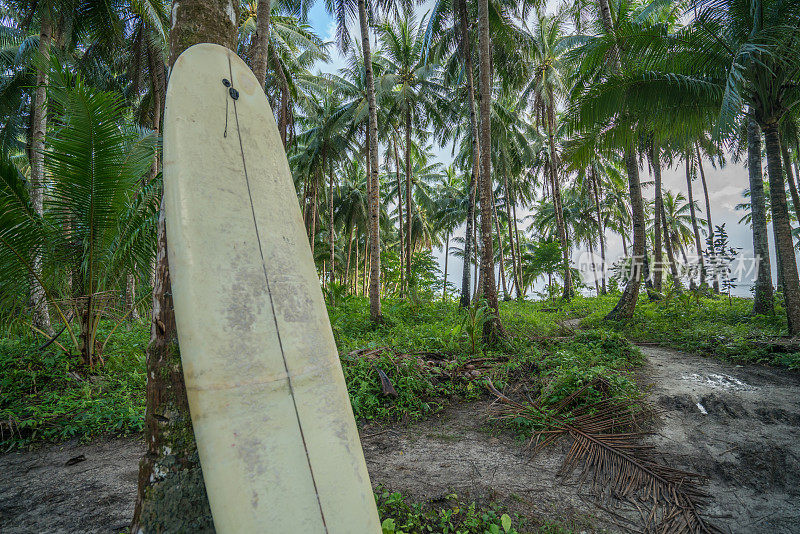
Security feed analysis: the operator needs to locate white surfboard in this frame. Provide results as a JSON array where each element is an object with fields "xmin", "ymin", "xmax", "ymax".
[{"xmin": 163, "ymin": 43, "xmax": 381, "ymax": 533}]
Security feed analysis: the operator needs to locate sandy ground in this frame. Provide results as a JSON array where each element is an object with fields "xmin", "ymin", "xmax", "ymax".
[{"xmin": 1, "ymin": 346, "xmax": 799, "ymax": 533}]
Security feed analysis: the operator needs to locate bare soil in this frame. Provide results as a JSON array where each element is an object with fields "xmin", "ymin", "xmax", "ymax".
[{"xmin": 1, "ymin": 346, "xmax": 799, "ymax": 533}]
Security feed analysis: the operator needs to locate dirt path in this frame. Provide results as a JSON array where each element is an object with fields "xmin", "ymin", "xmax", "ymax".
[
  {"xmin": 639, "ymin": 345, "xmax": 800, "ymax": 533},
  {"xmin": 2, "ymin": 346, "xmax": 799, "ymax": 533}
]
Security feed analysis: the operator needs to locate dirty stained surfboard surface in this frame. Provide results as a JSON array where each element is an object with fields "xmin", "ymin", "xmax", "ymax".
[{"xmin": 163, "ymin": 43, "xmax": 381, "ymax": 533}]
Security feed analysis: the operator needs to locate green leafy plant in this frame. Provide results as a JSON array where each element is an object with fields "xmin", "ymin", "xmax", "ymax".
[
  {"xmin": 460, "ymin": 299, "xmax": 490, "ymax": 355},
  {"xmin": 0, "ymin": 65, "xmax": 157, "ymax": 368}
]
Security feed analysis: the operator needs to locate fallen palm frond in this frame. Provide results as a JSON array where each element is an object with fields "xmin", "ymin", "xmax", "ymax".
[
  {"xmin": 346, "ymin": 346, "xmax": 506, "ymax": 380},
  {"xmin": 487, "ymin": 378, "xmax": 721, "ymax": 534}
]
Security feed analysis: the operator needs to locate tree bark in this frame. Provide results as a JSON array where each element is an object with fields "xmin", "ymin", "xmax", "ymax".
[
  {"xmin": 748, "ymin": 119, "xmax": 774, "ymax": 315},
  {"xmin": 328, "ymin": 157, "xmax": 335, "ymax": 296},
  {"xmin": 651, "ymin": 146, "xmax": 663, "ymax": 292},
  {"xmin": 660, "ymin": 201, "xmax": 682, "ymax": 293},
  {"xmin": 605, "ymin": 149, "xmax": 645, "ymax": 320},
  {"xmin": 29, "ymin": 16, "xmax": 53, "ymax": 336},
  {"xmin": 131, "ymin": 2, "xmax": 238, "ymax": 531},
  {"xmin": 392, "ymin": 138, "xmax": 404, "ymax": 296},
  {"xmin": 502, "ymin": 173, "xmax": 521, "ymax": 299},
  {"xmin": 477, "ymin": 0, "xmax": 503, "ymax": 340},
  {"xmin": 589, "ymin": 165, "xmax": 606, "ymax": 294},
  {"xmin": 695, "ymin": 144, "xmax": 717, "ymax": 291},
  {"xmin": 781, "ymin": 138, "xmax": 800, "ymax": 225},
  {"xmin": 405, "ymin": 109, "xmax": 413, "ymax": 289},
  {"xmin": 763, "ymin": 123, "xmax": 800, "ymax": 335},
  {"xmin": 458, "ymin": 0, "xmax": 479, "ymax": 309},
  {"xmin": 252, "ymin": 0, "xmax": 271, "ymax": 85},
  {"xmin": 545, "ymin": 101, "xmax": 572, "ymax": 300},
  {"xmin": 442, "ymin": 233, "xmax": 450, "ymax": 301},
  {"xmin": 358, "ymin": 0, "xmax": 382, "ymax": 322},
  {"xmin": 270, "ymin": 44, "xmax": 290, "ymax": 147},
  {"xmin": 492, "ymin": 189, "xmax": 508, "ymax": 299},
  {"xmin": 684, "ymin": 154, "xmax": 706, "ymax": 287}
]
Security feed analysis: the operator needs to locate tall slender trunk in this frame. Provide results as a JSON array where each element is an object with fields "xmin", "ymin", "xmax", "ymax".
[
  {"xmin": 590, "ymin": 164, "xmax": 607, "ymax": 294},
  {"xmin": 512, "ymin": 200, "xmax": 523, "ymax": 296},
  {"xmin": 606, "ymin": 149, "xmax": 646, "ymax": 319},
  {"xmin": 393, "ymin": 139, "xmax": 404, "ymax": 296},
  {"xmin": 492, "ymin": 190, "xmax": 508, "ymax": 299},
  {"xmin": 362, "ymin": 236, "xmax": 369, "ymax": 297},
  {"xmin": 405, "ymin": 109, "xmax": 413, "ymax": 288},
  {"xmin": 310, "ymin": 174, "xmax": 318, "ymax": 256},
  {"xmin": 29, "ymin": 16, "xmax": 53, "ymax": 335},
  {"xmin": 477, "ymin": 0, "xmax": 502, "ymax": 339},
  {"xmin": 763, "ymin": 123, "xmax": 800, "ymax": 335},
  {"xmin": 502, "ymin": 173, "xmax": 520, "ymax": 299},
  {"xmin": 651, "ymin": 146, "xmax": 663, "ymax": 292},
  {"xmin": 328, "ymin": 157, "xmax": 335, "ymax": 296},
  {"xmin": 442, "ymin": 233, "xmax": 450, "ymax": 301},
  {"xmin": 621, "ymin": 231, "xmax": 628, "ymax": 257},
  {"xmin": 132, "ymin": 1, "xmax": 238, "ymax": 529},
  {"xmin": 546, "ymin": 104, "xmax": 571, "ymax": 300},
  {"xmin": 252, "ymin": 0, "xmax": 271, "ymax": 85},
  {"xmin": 345, "ymin": 226, "xmax": 353, "ymax": 292},
  {"xmin": 458, "ymin": 0, "xmax": 479, "ymax": 308},
  {"xmin": 597, "ymin": 0, "xmax": 646, "ymax": 318},
  {"xmin": 270, "ymin": 44, "xmax": 290, "ymax": 147},
  {"xmin": 588, "ymin": 239, "xmax": 600, "ymax": 294},
  {"xmin": 660, "ymin": 202, "xmax": 682, "ymax": 293},
  {"xmin": 685, "ymin": 154, "xmax": 706, "ymax": 287},
  {"xmin": 781, "ymin": 139, "xmax": 800, "ymax": 224},
  {"xmin": 748, "ymin": 119, "xmax": 774, "ymax": 315},
  {"xmin": 358, "ymin": 0, "xmax": 382, "ymax": 321},
  {"xmin": 695, "ymin": 144, "xmax": 717, "ymax": 291}
]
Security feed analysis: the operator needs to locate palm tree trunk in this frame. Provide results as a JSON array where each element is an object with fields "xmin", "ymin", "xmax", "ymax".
[
  {"xmin": 651, "ymin": 147, "xmax": 664, "ymax": 292},
  {"xmin": 442, "ymin": 232, "xmax": 450, "ymax": 301},
  {"xmin": 588, "ymin": 238, "xmax": 600, "ymax": 295},
  {"xmin": 590, "ymin": 164, "xmax": 607, "ymax": 294},
  {"xmin": 405, "ymin": 109, "xmax": 413, "ymax": 289},
  {"xmin": 132, "ymin": 1, "xmax": 239, "ymax": 529},
  {"xmin": 29, "ymin": 16, "xmax": 53, "ymax": 336},
  {"xmin": 685, "ymin": 154, "xmax": 705, "ymax": 287},
  {"xmin": 393, "ymin": 138, "xmax": 404, "ymax": 296},
  {"xmin": 345, "ymin": 226, "xmax": 353, "ymax": 292},
  {"xmin": 269, "ymin": 44, "xmax": 291, "ymax": 147},
  {"xmin": 492, "ymin": 190, "xmax": 508, "ymax": 299},
  {"xmin": 252, "ymin": 0, "xmax": 271, "ymax": 85},
  {"xmin": 362, "ymin": 235, "xmax": 368, "ymax": 297},
  {"xmin": 477, "ymin": 0, "xmax": 502, "ymax": 339},
  {"xmin": 546, "ymin": 106, "xmax": 572, "ymax": 300},
  {"xmin": 458, "ymin": 0, "xmax": 479, "ymax": 309},
  {"xmin": 747, "ymin": 119, "xmax": 773, "ymax": 315},
  {"xmin": 358, "ymin": 0, "xmax": 382, "ymax": 322},
  {"xmin": 503, "ymin": 173, "xmax": 520, "ymax": 299},
  {"xmin": 781, "ymin": 138, "xmax": 800, "ymax": 224},
  {"xmin": 695, "ymin": 144, "xmax": 717, "ymax": 291},
  {"xmin": 606, "ymin": 149, "xmax": 645, "ymax": 320},
  {"xmin": 328, "ymin": 157, "xmax": 335, "ymax": 297},
  {"xmin": 763, "ymin": 123, "xmax": 800, "ymax": 335},
  {"xmin": 660, "ymin": 202, "xmax": 682, "ymax": 293},
  {"xmin": 512, "ymin": 200, "xmax": 523, "ymax": 296},
  {"xmin": 310, "ymin": 174, "xmax": 318, "ymax": 256}
]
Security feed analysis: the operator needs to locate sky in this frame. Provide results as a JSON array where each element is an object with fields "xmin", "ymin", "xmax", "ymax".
[{"xmin": 302, "ymin": 3, "xmax": 786, "ymax": 299}]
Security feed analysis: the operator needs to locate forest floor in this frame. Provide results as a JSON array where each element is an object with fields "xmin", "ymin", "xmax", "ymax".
[{"xmin": 2, "ymin": 345, "xmax": 799, "ymax": 533}]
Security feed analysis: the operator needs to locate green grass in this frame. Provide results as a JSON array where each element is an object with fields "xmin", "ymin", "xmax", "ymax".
[
  {"xmin": 0, "ymin": 323, "xmax": 147, "ymax": 450},
  {"xmin": 3, "ymin": 292, "xmax": 796, "ymax": 450},
  {"xmin": 376, "ymin": 489, "xmax": 524, "ymax": 534}
]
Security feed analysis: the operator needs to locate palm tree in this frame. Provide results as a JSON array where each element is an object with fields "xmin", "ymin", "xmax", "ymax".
[
  {"xmin": 324, "ymin": 0, "xmax": 396, "ymax": 322},
  {"xmin": 747, "ymin": 117, "xmax": 774, "ymax": 314},
  {"xmin": 520, "ymin": 11, "xmax": 573, "ymax": 299},
  {"xmin": 133, "ymin": 1, "xmax": 239, "ymax": 529},
  {"xmin": 378, "ymin": 11, "xmax": 444, "ymax": 289}
]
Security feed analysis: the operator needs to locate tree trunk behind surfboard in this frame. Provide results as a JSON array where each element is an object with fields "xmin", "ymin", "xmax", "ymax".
[{"xmin": 131, "ymin": 1, "xmax": 238, "ymax": 531}]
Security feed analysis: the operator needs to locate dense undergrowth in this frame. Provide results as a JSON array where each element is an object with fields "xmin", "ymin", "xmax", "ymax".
[{"xmin": 1, "ymin": 292, "xmax": 796, "ymax": 452}]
